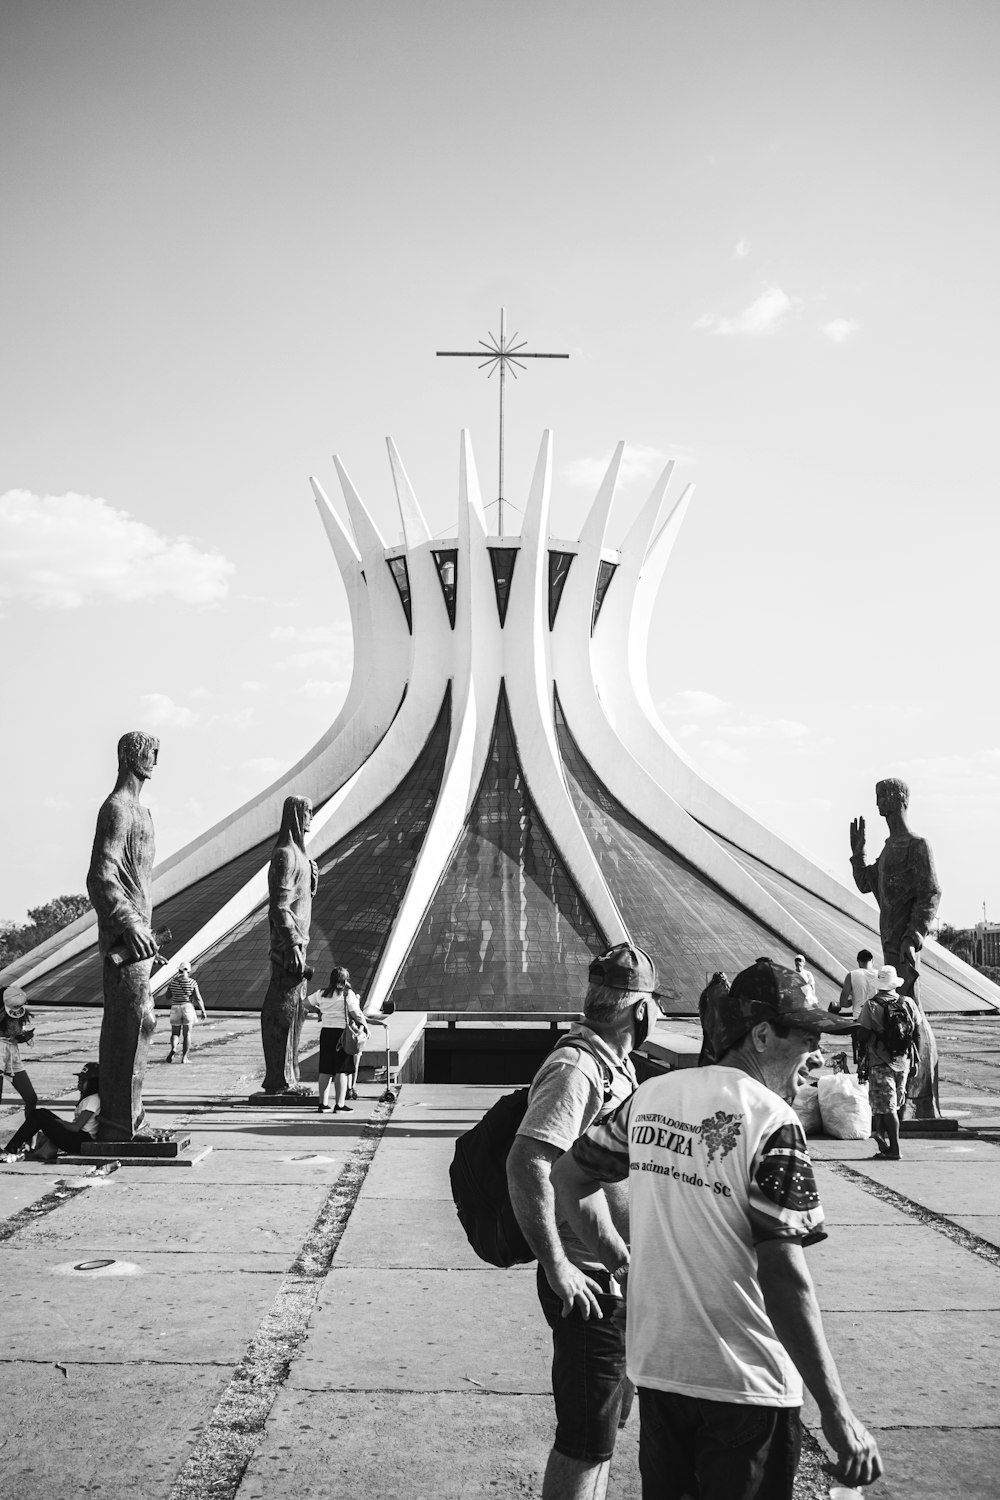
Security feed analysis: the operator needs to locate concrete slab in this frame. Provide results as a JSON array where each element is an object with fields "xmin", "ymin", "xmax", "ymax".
[
  {"xmin": 11, "ymin": 1181, "xmax": 331, "ymax": 1253},
  {"xmin": 358, "ymin": 1138, "xmax": 456, "ymax": 1199},
  {"xmin": 868, "ymin": 1425, "xmax": 1000, "ymax": 1500},
  {"xmin": 290, "ymin": 1268, "xmax": 549, "ymax": 1392},
  {"xmin": 811, "ymin": 1135, "xmax": 1000, "ymax": 1162},
  {"xmin": 812, "ymin": 1168, "xmax": 914, "ymax": 1226},
  {"xmin": 803, "ymin": 1312, "xmax": 1000, "ymax": 1426},
  {"xmin": 334, "ymin": 1197, "xmax": 487, "ymax": 1269},
  {"xmin": 847, "ymin": 1160, "xmax": 998, "ymax": 1215},
  {"xmin": 2, "ymin": 1260, "xmax": 279, "ymax": 1362},
  {"xmin": 0, "ymin": 1362, "xmax": 231, "ymax": 1500},
  {"xmin": 808, "ymin": 1225, "xmax": 1000, "ymax": 1309},
  {"xmin": 0, "ymin": 1242, "xmax": 291, "ymax": 1274},
  {"xmin": 107, "ymin": 1146, "xmax": 353, "ymax": 1185},
  {"xmin": 178, "ymin": 1114, "xmax": 375, "ymax": 1150},
  {"xmin": 953, "ymin": 1215, "xmax": 1000, "ymax": 1248},
  {"xmin": 236, "ymin": 1389, "xmax": 643, "ymax": 1500},
  {"xmin": 0, "ymin": 1173, "xmax": 64, "ymax": 1218}
]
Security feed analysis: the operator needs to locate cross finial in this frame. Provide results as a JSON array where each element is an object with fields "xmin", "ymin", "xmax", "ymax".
[{"xmin": 437, "ymin": 309, "xmax": 568, "ymax": 536}]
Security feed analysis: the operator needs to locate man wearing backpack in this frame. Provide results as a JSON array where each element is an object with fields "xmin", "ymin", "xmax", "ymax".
[
  {"xmin": 507, "ymin": 943, "xmax": 661, "ymax": 1500},
  {"xmin": 856, "ymin": 964, "xmax": 921, "ymax": 1161}
]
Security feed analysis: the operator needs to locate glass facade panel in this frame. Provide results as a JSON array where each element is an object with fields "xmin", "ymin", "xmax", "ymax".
[
  {"xmin": 190, "ymin": 686, "xmax": 452, "ymax": 1008},
  {"xmin": 488, "ymin": 546, "xmax": 518, "ymax": 627},
  {"xmin": 391, "ymin": 683, "xmax": 604, "ymax": 1012},
  {"xmin": 552, "ymin": 690, "xmax": 830, "ymax": 1011},
  {"xmin": 432, "ymin": 549, "xmax": 458, "ymax": 629},
  {"xmin": 592, "ymin": 559, "xmax": 617, "ymax": 633},
  {"xmin": 387, "ymin": 555, "xmax": 412, "ymax": 633},
  {"xmin": 548, "ymin": 551, "xmax": 574, "ymax": 629}
]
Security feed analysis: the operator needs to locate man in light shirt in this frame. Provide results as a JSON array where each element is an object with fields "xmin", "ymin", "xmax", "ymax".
[
  {"xmin": 552, "ymin": 958, "xmax": 879, "ymax": 1500},
  {"xmin": 833, "ymin": 949, "xmax": 881, "ymax": 1064}
]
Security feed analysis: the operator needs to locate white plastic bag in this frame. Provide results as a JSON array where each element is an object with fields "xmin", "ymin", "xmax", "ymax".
[
  {"xmin": 818, "ymin": 1074, "xmax": 872, "ymax": 1140},
  {"xmin": 792, "ymin": 1082, "xmax": 822, "ymax": 1136}
]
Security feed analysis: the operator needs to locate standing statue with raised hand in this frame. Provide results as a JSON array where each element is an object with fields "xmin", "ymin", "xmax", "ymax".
[
  {"xmin": 850, "ymin": 777, "xmax": 942, "ymax": 1120},
  {"xmin": 261, "ymin": 795, "xmax": 320, "ymax": 1093},
  {"xmin": 86, "ymin": 730, "xmax": 160, "ymax": 1142}
]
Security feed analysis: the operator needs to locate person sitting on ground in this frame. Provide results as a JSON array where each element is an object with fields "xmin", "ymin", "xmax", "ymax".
[
  {"xmin": 0, "ymin": 985, "xmax": 38, "ymax": 1118},
  {"xmin": 3, "ymin": 1062, "xmax": 101, "ymax": 1162},
  {"xmin": 165, "ymin": 960, "xmax": 208, "ymax": 1063},
  {"xmin": 856, "ymin": 965, "xmax": 921, "ymax": 1161},
  {"xmin": 316, "ymin": 966, "xmax": 367, "ymax": 1113},
  {"xmin": 832, "ymin": 948, "xmax": 880, "ymax": 1064}
]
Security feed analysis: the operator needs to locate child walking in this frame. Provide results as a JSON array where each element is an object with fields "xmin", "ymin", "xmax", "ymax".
[{"xmin": 165, "ymin": 961, "xmax": 207, "ymax": 1062}]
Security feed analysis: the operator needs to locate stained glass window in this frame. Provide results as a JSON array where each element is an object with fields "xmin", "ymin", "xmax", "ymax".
[
  {"xmin": 488, "ymin": 546, "xmax": 518, "ymax": 627},
  {"xmin": 391, "ymin": 683, "xmax": 604, "ymax": 1012}
]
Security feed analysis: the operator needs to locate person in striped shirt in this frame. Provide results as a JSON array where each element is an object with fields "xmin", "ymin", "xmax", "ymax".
[{"xmin": 165, "ymin": 962, "xmax": 207, "ymax": 1063}]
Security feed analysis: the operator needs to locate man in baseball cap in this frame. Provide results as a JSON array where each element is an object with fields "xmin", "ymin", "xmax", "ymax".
[
  {"xmin": 554, "ymin": 957, "xmax": 881, "ymax": 1497},
  {"xmin": 508, "ymin": 943, "xmax": 661, "ymax": 1500}
]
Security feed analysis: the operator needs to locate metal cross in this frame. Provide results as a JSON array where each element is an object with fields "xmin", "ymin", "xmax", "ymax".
[{"xmin": 437, "ymin": 308, "xmax": 568, "ymax": 536}]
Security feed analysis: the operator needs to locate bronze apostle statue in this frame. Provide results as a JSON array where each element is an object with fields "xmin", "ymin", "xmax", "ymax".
[
  {"xmin": 86, "ymin": 730, "xmax": 160, "ymax": 1141},
  {"xmin": 850, "ymin": 776, "xmax": 942, "ymax": 1120},
  {"xmin": 260, "ymin": 795, "xmax": 320, "ymax": 1093}
]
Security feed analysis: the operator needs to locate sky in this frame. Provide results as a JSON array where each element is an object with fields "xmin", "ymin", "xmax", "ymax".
[{"xmin": 2, "ymin": 0, "xmax": 999, "ymax": 929}]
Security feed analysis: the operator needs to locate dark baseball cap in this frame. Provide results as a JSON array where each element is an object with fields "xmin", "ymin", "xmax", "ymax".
[
  {"xmin": 588, "ymin": 943, "xmax": 658, "ymax": 996},
  {"xmin": 706, "ymin": 958, "xmax": 853, "ymax": 1058}
]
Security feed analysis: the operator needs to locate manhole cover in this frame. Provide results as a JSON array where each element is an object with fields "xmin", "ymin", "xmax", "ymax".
[
  {"xmin": 74, "ymin": 1258, "xmax": 116, "ymax": 1271},
  {"xmin": 52, "ymin": 1258, "xmax": 143, "ymax": 1278}
]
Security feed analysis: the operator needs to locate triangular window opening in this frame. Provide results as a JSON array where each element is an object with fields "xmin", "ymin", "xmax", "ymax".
[
  {"xmin": 548, "ymin": 551, "xmax": 575, "ymax": 630},
  {"xmin": 387, "ymin": 555, "xmax": 412, "ymax": 634},
  {"xmin": 432, "ymin": 549, "xmax": 458, "ymax": 629},
  {"xmin": 488, "ymin": 547, "xmax": 518, "ymax": 627},
  {"xmin": 591, "ymin": 560, "xmax": 618, "ymax": 634}
]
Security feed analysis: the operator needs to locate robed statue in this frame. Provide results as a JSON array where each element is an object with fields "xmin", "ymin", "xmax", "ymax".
[
  {"xmin": 850, "ymin": 777, "xmax": 942, "ymax": 1120},
  {"xmin": 260, "ymin": 795, "xmax": 320, "ymax": 1093},
  {"xmin": 86, "ymin": 730, "xmax": 160, "ymax": 1141}
]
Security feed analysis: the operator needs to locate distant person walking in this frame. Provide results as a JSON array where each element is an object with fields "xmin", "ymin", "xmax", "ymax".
[
  {"xmin": 857, "ymin": 965, "xmax": 921, "ymax": 1161},
  {"xmin": 0, "ymin": 985, "xmax": 38, "ymax": 1116},
  {"xmin": 165, "ymin": 962, "xmax": 207, "ymax": 1063},
  {"xmin": 793, "ymin": 954, "xmax": 815, "ymax": 993},
  {"xmin": 833, "ymin": 949, "xmax": 881, "ymax": 1063},
  {"xmin": 317, "ymin": 967, "xmax": 367, "ymax": 1113}
]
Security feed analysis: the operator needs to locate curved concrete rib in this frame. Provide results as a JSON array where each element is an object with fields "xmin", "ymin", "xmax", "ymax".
[
  {"xmin": 387, "ymin": 437, "xmax": 432, "ymax": 549},
  {"xmin": 505, "ymin": 431, "xmax": 626, "ymax": 944}
]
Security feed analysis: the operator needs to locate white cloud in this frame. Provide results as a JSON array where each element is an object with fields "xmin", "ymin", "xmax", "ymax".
[
  {"xmin": 211, "ymin": 706, "xmax": 256, "ymax": 730},
  {"xmin": 138, "ymin": 693, "xmax": 199, "ymax": 728},
  {"xmin": 282, "ymin": 647, "xmax": 348, "ymax": 672},
  {"xmin": 734, "ymin": 238, "xmax": 750, "ymax": 258},
  {"xmin": 241, "ymin": 680, "xmax": 264, "ymax": 693},
  {"xmin": 562, "ymin": 442, "xmax": 689, "ymax": 491},
  {"xmin": 717, "ymin": 719, "xmax": 809, "ymax": 741},
  {"xmin": 658, "ymin": 690, "xmax": 727, "ymax": 719},
  {"xmin": 241, "ymin": 756, "xmax": 285, "ymax": 783},
  {"xmin": 298, "ymin": 680, "xmax": 344, "ymax": 698},
  {"xmin": 821, "ymin": 318, "xmax": 860, "ymax": 343},
  {"xmin": 699, "ymin": 739, "xmax": 748, "ymax": 764},
  {"xmin": 0, "ymin": 490, "xmax": 233, "ymax": 609},
  {"xmin": 695, "ymin": 286, "xmax": 797, "ymax": 337}
]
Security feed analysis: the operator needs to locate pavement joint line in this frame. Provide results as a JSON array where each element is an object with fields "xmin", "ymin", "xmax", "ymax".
[
  {"xmin": 830, "ymin": 1161, "xmax": 1000, "ymax": 1269},
  {"xmin": 166, "ymin": 1092, "xmax": 397, "ymax": 1500}
]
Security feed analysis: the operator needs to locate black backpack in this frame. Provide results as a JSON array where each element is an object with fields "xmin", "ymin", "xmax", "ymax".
[
  {"xmin": 448, "ymin": 1036, "xmax": 614, "ymax": 1269},
  {"xmin": 880, "ymin": 994, "xmax": 918, "ymax": 1058}
]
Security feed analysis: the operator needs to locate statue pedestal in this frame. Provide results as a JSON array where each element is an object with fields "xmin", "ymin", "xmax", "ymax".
[
  {"xmin": 247, "ymin": 1090, "xmax": 316, "ymax": 1107},
  {"xmin": 56, "ymin": 1134, "xmax": 212, "ymax": 1167}
]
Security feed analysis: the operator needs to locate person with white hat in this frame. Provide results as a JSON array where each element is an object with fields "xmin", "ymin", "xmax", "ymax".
[
  {"xmin": 164, "ymin": 961, "xmax": 207, "ymax": 1063},
  {"xmin": 0, "ymin": 985, "xmax": 38, "ymax": 1117},
  {"xmin": 856, "ymin": 966, "xmax": 922, "ymax": 1161}
]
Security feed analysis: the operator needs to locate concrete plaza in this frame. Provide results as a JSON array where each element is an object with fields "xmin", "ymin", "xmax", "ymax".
[{"xmin": 1, "ymin": 1008, "xmax": 998, "ymax": 1499}]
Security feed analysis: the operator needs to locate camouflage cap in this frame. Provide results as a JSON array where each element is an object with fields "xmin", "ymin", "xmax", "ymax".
[
  {"xmin": 705, "ymin": 958, "xmax": 854, "ymax": 1059},
  {"xmin": 588, "ymin": 943, "xmax": 658, "ymax": 996}
]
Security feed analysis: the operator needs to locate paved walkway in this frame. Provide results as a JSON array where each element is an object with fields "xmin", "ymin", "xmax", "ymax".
[{"xmin": 0, "ymin": 1009, "xmax": 998, "ymax": 1498}]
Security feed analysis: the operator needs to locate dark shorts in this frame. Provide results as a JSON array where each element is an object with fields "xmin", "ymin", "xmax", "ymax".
[
  {"xmin": 318, "ymin": 1026, "xmax": 354, "ymax": 1075},
  {"xmin": 536, "ymin": 1264, "xmax": 633, "ymax": 1464},
  {"xmin": 638, "ymin": 1388, "xmax": 801, "ymax": 1500}
]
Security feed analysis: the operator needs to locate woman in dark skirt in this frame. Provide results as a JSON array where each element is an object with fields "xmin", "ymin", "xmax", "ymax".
[{"xmin": 316, "ymin": 967, "xmax": 367, "ymax": 1113}]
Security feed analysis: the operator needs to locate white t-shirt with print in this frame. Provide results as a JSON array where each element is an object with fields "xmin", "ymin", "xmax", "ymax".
[
  {"xmin": 75, "ymin": 1093, "xmax": 101, "ymax": 1139},
  {"xmin": 571, "ymin": 1066, "xmax": 826, "ymax": 1406}
]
